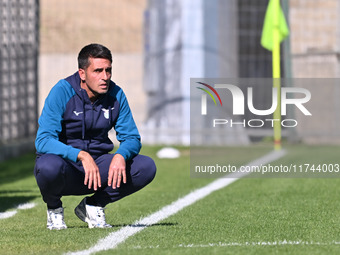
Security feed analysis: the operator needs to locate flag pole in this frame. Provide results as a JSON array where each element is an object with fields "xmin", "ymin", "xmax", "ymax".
[
  {"xmin": 261, "ymin": 0, "xmax": 289, "ymax": 150},
  {"xmin": 272, "ymin": 0, "xmax": 282, "ymax": 150}
]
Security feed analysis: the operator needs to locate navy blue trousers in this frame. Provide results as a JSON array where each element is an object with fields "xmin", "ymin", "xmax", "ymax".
[{"xmin": 34, "ymin": 153, "xmax": 156, "ymax": 209}]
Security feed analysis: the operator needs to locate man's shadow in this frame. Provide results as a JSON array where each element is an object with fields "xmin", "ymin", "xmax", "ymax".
[{"xmin": 69, "ymin": 222, "xmax": 178, "ymax": 229}]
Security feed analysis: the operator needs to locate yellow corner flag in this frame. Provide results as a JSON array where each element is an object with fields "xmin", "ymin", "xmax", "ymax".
[
  {"xmin": 261, "ymin": 0, "xmax": 289, "ymax": 51},
  {"xmin": 261, "ymin": 0, "xmax": 289, "ymax": 150}
]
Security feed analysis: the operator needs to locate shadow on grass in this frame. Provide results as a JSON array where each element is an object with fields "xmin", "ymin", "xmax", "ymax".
[
  {"xmin": 0, "ymin": 152, "xmax": 36, "ymax": 185},
  {"xmin": 67, "ymin": 222, "xmax": 178, "ymax": 229},
  {"xmin": 0, "ymin": 195, "xmax": 38, "ymax": 212},
  {"xmin": 128, "ymin": 222, "xmax": 178, "ymax": 228},
  {"xmin": 0, "ymin": 152, "xmax": 39, "ymax": 212}
]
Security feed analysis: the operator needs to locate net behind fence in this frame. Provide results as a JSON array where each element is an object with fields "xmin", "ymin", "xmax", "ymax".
[{"xmin": 0, "ymin": 0, "xmax": 39, "ymax": 158}]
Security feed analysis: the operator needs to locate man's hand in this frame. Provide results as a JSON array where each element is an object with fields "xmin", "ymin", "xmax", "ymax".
[
  {"xmin": 77, "ymin": 151, "xmax": 101, "ymax": 190},
  {"xmin": 108, "ymin": 154, "xmax": 126, "ymax": 189}
]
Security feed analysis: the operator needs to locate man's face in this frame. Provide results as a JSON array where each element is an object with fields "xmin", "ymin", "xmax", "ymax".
[{"xmin": 79, "ymin": 57, "xmax": 112, "ymax": 100}]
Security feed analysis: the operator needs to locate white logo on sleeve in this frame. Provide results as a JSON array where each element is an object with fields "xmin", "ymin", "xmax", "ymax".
[{"xmin": 73, "ymin": 111, "xmax": 83, "ymax": 116}]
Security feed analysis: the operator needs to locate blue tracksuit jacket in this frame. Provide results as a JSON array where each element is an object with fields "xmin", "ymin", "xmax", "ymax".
[{"xmin": 35, "ymin": 72, "xmax": 141, "ymax": 162}]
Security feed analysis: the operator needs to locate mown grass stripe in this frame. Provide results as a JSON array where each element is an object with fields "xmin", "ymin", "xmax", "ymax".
[
  {"xmin": 133, "ymin": 240, "xmax": 340, "ymax": 249},
  {"xmin": 66, "ymin": 149, "xmax": 286, "ymax": 255}
]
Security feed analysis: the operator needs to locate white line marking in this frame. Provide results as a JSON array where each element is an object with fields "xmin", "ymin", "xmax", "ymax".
[
  {"xmin": 133, "ymin": 240, "xmax": 340, "ymax": 249},
  {"xmin": 66, "ymin": 150, "xmax": 286, "ymax": 255},
  {"xmin": 17, "ymin": 202, "xmax": 36, "ymax": 210},
  {"xmin": 0, "ymin": 211, "xmax": 18, "ymax": 219},
  {"xmin": 0, "ymin": 202, "xmax": 36, "ymax": 220}
]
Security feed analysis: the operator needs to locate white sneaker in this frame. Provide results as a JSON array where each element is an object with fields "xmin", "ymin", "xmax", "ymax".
[
  {"xmin": 47, "ymin": 207, "xmax": 67, "ymax": 230},
  {"xmin": 74, "ymin": 197, "xmax": 112, "ymax": 228}
]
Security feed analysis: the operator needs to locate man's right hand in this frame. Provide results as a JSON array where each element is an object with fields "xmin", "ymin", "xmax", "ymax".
[{"xmin": 77, "ymin": 151, "xmax": 101, "ymax": 191}]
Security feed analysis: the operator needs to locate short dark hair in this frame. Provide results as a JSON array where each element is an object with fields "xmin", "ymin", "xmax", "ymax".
[{"xmin": 78, "ymin": 43, "xmax": 112, "ymax": 69}]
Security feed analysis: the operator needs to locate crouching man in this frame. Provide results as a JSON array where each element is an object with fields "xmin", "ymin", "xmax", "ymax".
[{"xmin": 34, "ymin": 43, "xmax": 156, "ymax": 230}]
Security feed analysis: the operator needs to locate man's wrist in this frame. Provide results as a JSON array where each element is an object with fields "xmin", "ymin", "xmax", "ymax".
[
  {"xmin": 113, "ymin": 153, "xmax": 125, "ymax": 161},
  {"xmin": 77, "ymin": 151, "xmax": 89, "ymax": 161}
]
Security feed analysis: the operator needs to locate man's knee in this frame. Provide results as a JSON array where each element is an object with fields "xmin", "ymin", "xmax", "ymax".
[
  {"xmin": 142, "ymin": 156, "xmax": 157, "ymax": 182},
  {"xmin": 130, "ymin": 155, "xmax": 156, "ymax": 187},
  {"xmin": 34, "ymin": 154, "xmax": 66, "ymax": 184}
]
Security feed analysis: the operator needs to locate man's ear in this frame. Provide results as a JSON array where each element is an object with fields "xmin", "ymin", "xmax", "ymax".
[{"xmin": 78, "ymin": 69, "xmax": 86, "ymax": 82}]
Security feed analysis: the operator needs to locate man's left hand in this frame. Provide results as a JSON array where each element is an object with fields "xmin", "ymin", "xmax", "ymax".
[{"xmin": 108, "ymin": 154, "xmax": 126, "ymax": 189}]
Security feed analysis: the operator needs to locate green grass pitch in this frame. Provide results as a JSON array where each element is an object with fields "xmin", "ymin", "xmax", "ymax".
[{"xmin": 0, "ymin": 144, "xmax": 339, "ymax": 255}]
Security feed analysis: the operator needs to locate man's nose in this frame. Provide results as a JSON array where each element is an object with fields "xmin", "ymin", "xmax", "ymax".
[{"xmin": 102, "ymin": 70, "xmax": 109, "ymax": 80}]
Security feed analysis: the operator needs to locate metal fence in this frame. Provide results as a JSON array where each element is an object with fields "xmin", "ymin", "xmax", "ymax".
[{"xmin": 0, "ymin": 0, "xmax": 39, "ymax": 159}]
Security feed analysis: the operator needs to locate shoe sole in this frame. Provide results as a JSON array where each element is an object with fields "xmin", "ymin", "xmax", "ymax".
[{"xmin": 47, "ymin": 225, "xmax": 67, "ymax": 230}]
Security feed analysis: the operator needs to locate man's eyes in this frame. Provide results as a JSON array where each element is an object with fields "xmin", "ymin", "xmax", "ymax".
[{"xmin": 94, "ymin": 68, "xmax": 111, "ymax": 73}]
